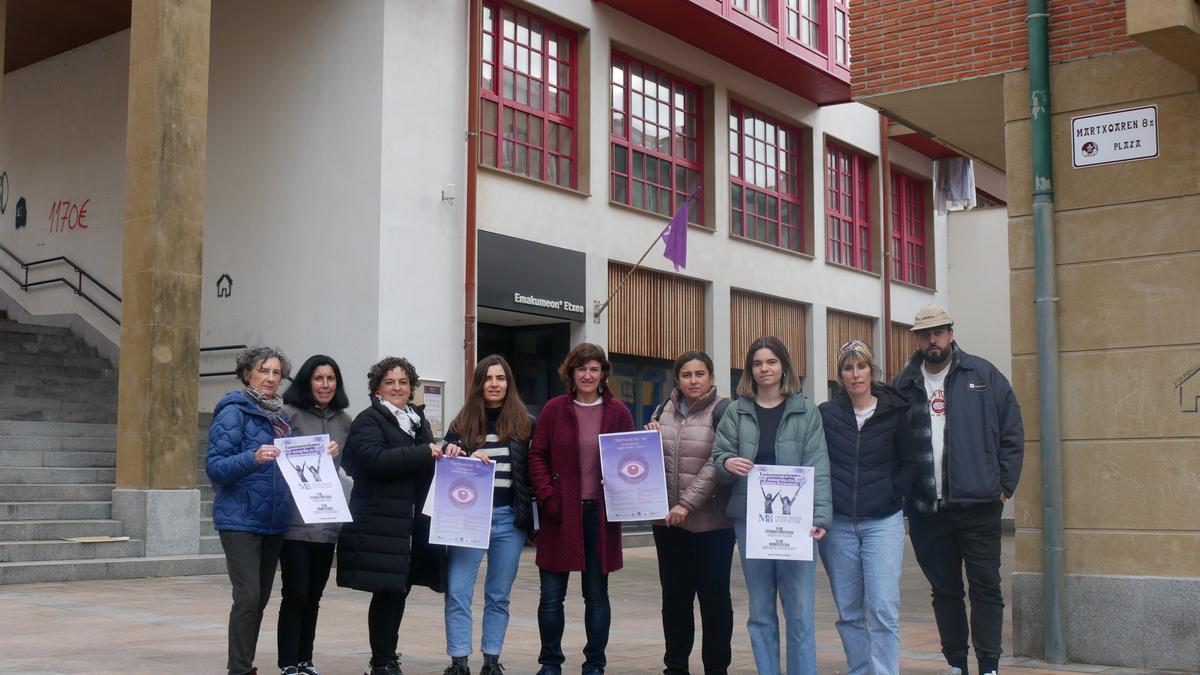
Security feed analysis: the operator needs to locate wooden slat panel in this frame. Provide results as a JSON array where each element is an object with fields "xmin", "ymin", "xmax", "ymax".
[
  {"xmin": 889, "ymin": 321, "xmax": 919, "ymax": 380},
  {"xmin": 826, "ymin": 310, "xmax": 876, "ymax": 378},
  {"xmin": 607, "ymin": 263, "xmax": 705, "ymax": 361},
  {"xmin": 729, "ymin": 290, "xmax": 807, "ymax": 376}
]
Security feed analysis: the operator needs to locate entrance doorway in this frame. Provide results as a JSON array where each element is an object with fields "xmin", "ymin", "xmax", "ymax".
[{"xmin": 478, "ymin": 309, "xmax": 571, "ymax": 416}]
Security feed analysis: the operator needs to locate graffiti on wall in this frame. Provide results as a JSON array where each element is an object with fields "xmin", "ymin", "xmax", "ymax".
[
  {"xmin": 48, "ymin": 199, "xmax": 90, "ymax": 233},
  {"xmin": 15, "ymin": 198, "xmax": 27, "ymax": 230},
  {"xmin": 0, "ymin": 172, "xmax": 8, "ymax": 214}
]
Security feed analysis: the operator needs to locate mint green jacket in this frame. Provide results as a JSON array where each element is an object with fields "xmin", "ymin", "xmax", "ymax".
[{"xmin": 711, "ymin": 392, "xmax": 832, "ymax": 529}]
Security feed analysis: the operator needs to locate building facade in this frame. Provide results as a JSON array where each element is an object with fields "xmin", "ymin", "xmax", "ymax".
[{"xmin": 853, "ymin": 0, "xmax": 1200, "ymax": 670}]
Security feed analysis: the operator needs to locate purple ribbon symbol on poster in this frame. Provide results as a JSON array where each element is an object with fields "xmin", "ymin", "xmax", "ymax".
[
  {"xmin": 429, "ymin": 456, "xmax": 496, "ymax": 549},
  {"xmin": 599, "ymin": 430, "xmax": 668, "ymax": 522}
]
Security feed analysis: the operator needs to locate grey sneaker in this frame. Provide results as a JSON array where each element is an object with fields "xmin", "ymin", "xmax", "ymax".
[
  {"xmin": 298, "ymin": 663, "xmax": 321, "ymax": 675},
  {"xmin": 941, "ymin": 669, "xmax": 964, "ymax": 675},
  {"xmin": 280, "ymin": 668, "xmax": 301, "ymax": 675}
]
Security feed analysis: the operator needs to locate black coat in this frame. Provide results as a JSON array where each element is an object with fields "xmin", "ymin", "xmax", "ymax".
[
  {"xmin": 891, "ymin": 345, "xmax": 1024, "ymax": 512},
  {"xmin": 336, "ymin": 399, "xmax": 447, "ymax": 594},
  {"xmin": 819, "ymin": 384, "xmax": 918, "ymax": 519}
]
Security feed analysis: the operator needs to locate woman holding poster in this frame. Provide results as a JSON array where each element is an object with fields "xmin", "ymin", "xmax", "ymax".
[
  {"xmin": 712, "ymin": 336, "xmax": 832, "ymax": 675},
  {"xmin": 528, "ymin": 343, "xmax": 634, "ymax": 675},
  {"xmin": 437, "ymin": 355, "xmax": 535, "ymax": 675},
  {"xmin": 644, "ymin": 350, "xmax": 735, "ymax": 675},
  {"xmin": 276, "ymin": 354, "xmax": 352, "ymax": 675},
  {"xmin": 817, "ymin": 341, "xmax": 916, "ymax": 675},
  {"xmin": 336, "ymin": 356, "xmax": 446, "ymax": 675},
  {"xmin": 205, "ymin": 347, "xmax": 293, "ymax": 675}
]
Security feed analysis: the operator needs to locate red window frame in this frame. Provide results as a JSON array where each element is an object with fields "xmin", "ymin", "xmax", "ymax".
[
  {"xmin": 479, "ymin": 1, "xmax": 577, "ymax": 188},
  {"xmin": 832, "ymin": 0, "xmax": 849, "ymax": 65},
  {"xmin": 609, "ymin": 53, "xmax": 704, "ymax": 224},
  {"xmin": 891, "ymin": 171, "xmax": 927, "ymax": 286},
  {"xmin": 785, "ymin": 0, "xmax": 821, "ymax": 51},
  {"xmin": 729, "ymin": 102, "xmax": 804, "ymax": 253},
  {"xmin": 825, "ymin": 142, "xmax": 871, "ymax": 271},
  {"xmin": 732, "ymin": 0, "xmax": 775, "ymax": 26}
]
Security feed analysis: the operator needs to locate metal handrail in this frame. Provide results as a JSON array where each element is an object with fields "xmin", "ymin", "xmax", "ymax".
[
  {"xmin": 0, "ymin": 241, "xmax": 122, "ymax": 325},
  {"xmin": 199, "ymin": 344, "xmax": 247, "ymax": 378}
]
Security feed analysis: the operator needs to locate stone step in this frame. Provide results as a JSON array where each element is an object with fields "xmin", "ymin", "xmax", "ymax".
[
  {"xmin": 0, "ymin": 396, "xmax": 117, "ymax": 415},
  {"xmin": 0, "ymin": 421, "xmax": 116, "ymax": 438},
  {"xmin": 200, "ymin": 517, "xmax": 214, "ymax": 535},
  {"xmin": 0, "ymin": 518, "xmax": 125, "ymax": 540},
  {"xmin": 200, "ymin": 535, "xmax": 222, "ymax": 555},
  {"xmin": 0, "ymin": 553, "xmax": 227, "ymax": 585},
  {"xmin": 0, "ymin": 467, "xmax": 116, "ymax": 484},
  {"xmin": 0, "ymin": 537, "xmax": 145, "ymax": 562},
  {"xmin": 0, "ymin": 336, "xmax": 87, "ymax": 355},
  {"xmin": 0, "ymin": 351, "xmax": 113, "ymax": 369},
  {"xmin": 1, "ymin": 450, "xmax": 115, "ymax": 468},
  {"xmin": 0, "ymin": 372, "xmax": 118, "ymax": 390},
  {"xmin": 0, "ymin": 321, "xmax": 74, "ymax": 337},
  {"xmin": 0, "ymin": 381, "xmax": 119, "ymax": 399},
  {"xmin": 201, "ymin": 500, "xmax": 212, "ymax": 517},
  {"xmin": 0, "ymin": 408, "xmax": 117, "ymax": 424},
  {"xmin": 0, "ymin": 483, "xmax": 114, "ymax": 502},
  {"xmin": 0, "ymin": 363, "xmax": 115, "ymax": 379},
  {"xmin": 0, "ymin": 501, "xmax": 112, "ymax": 520},
  {"xmin": 0, "ymin": 434, "xmax": 116, "ymax": 452}
]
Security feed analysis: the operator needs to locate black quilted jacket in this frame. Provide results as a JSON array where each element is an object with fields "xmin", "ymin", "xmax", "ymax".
[{"xmin": 818, "ymin": 384, "xmax": 917, "ymax": 519}]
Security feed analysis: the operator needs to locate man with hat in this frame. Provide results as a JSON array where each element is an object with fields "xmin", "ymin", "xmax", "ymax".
[{"xmin": 892, "ymin": 305, "xmax": 1024, "ymax": 675}]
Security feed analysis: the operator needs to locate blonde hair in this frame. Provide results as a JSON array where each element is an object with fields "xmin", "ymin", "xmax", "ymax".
[
  {"xmin": 736, "ymin": 336, "xmax": 803, "ymax": 398},
  {"xmin": 836, "ymin": 340, "xmax": 882, "ymax": 383}
]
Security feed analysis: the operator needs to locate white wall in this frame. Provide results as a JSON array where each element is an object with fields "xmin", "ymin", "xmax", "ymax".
[
  {"xmin": 377, "ymin": 0, "xmax": 470, "ymax": 420},
  {"xmin": 947, "ymin": 206, "xmax": 1011, "ymax": 379},
  {"xmin": 201, "ymin": 0, "xmax": 387, "ymax": 412},
  {"xmin": 0, "ymin": 32, "xmax": 129, "ymax": 346}
]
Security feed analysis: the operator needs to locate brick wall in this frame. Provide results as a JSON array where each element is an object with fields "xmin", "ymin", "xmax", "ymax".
[{"xmin": 852, "ymin": 0, "xmax": 1141, "ymax": 98}]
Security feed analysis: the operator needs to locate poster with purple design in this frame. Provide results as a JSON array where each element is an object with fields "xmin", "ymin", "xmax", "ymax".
[
  {"xmin": 745, "ymin": 465, "xmax": 814, "ymax": 561},
  {"xmin": 429, "ymin": 457, "xmax": 496, "ymax": 549},
  {"xmin": 598, "ymin": 430, "xmax": 668, "ymax": 522}
]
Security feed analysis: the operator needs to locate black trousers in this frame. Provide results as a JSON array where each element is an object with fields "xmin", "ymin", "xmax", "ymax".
[
  {"xmin": 219, "ymin": 530, "xmax": 284, "ymax": 675},
  {"xmin": 537, "ymin": 501, "xmax": 610, "ymax": 675},
  {"xmin": 652, "ymin": 525, "xmax": 736, "ymax": 675},
  {"xmin": 276, "ymin": 539, "xmax": 336, "ymax": 668},
  {"xmin": 368, "ymin": 589, "xmax": 409, "ymax": 664},
  {"xmin": 908, "ymin": 501, "xmax": 1005, "ymax": 663}
]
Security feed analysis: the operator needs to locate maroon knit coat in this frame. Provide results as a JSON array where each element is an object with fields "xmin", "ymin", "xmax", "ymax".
[{"xmin": 528, "ymin": 389, "xmax": 634, "ymax": 573}]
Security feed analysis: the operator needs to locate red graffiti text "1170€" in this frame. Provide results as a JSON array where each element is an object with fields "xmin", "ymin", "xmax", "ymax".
[{"xmin": 49, "ymin": 199, "xmax": 90, "ymax": 233}]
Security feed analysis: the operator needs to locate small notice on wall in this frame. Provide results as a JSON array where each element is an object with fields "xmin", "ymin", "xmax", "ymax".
[{"xmin": 1071, "ymin": 105, "xmax": 1158, "ymax": 168}]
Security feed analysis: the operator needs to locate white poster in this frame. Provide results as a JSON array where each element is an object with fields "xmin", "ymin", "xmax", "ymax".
[
  {"xmin": 275, "ymin": 434, "xmax": 352, "ymax": 523},
  {"xmin": 745, "ymin": 465, "xmax": 814, "ymax": 561}
]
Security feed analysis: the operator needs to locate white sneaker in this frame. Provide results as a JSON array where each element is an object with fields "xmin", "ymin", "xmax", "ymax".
[{"xmin": 941, "ymin": 669, "xmax": 963, "ymax": 675}]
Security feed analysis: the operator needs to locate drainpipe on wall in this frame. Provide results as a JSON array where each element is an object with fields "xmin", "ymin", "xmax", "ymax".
[
  {"xmin": 879, "ymin": 115, "xmax": 893, "ymax": 376},
  {"xmin": 1027, "ymin": 0, "xmax": 1068, "ymax": 664},
  {"xmin": 464, "ymin": 0, "xmax": 482, "ymax": 392}
]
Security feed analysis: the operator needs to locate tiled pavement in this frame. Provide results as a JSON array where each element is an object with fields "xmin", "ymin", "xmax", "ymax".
[{"xmin": 0, "ymin": 533, "xmax": 1176, "ymax": 674}]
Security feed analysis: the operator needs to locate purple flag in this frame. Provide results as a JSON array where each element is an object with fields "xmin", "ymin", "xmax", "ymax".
[{"xmin": 661, "ymin": 200, "xmax": 688, "ymax": 271}]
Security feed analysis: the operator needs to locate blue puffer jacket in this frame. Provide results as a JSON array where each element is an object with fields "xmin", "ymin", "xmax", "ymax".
[{"xmin": 205, "ymin": 390, "xmax": 292, "ymax": 534}]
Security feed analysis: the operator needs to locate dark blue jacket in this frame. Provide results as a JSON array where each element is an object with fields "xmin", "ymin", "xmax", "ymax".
[
  {"xmin": 819, "ymin": 384, "xmax": 917, "ymax": 518},
  {"xmin": 205, "ymin": 391, "xmax": 292, "ymax": 534},
  {"xmin": 891, "ymin": 345, "xmax": 1024, "ymax": 512}
]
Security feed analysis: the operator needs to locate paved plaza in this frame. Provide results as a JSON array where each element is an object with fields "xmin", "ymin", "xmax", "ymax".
[{"xmin": 0, "ymin": 533, "xmax": 1172, "ymax": 674}]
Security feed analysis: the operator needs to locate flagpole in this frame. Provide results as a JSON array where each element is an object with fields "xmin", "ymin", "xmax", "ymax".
[{"xmin": 592, "ymin": 187, "xmax": 701, "ymax": 324}]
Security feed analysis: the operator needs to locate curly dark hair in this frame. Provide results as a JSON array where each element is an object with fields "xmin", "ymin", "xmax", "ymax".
[
  {"xmin": 235, "ymin": 346, "xmax": 291, "ymax": 386},
  {"xmin": 366, "ymin": 356, "xmax": 420, "ymax": 395}
]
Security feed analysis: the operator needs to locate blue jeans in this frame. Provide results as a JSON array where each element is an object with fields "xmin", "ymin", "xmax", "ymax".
[
  {"xmin": 734, "ymin": 522, "xmax": 817, "ymax": 675},
  {"xmin": 537, "ymin": 501, "xmax": 609, "ymax": 675},
  {"xmin": 817, "ymin": 511, "xmax": 905, "ymax": 675},
  {"xmin": 444, "ymin": 505, "xmax": 526, "ymax": 658}
]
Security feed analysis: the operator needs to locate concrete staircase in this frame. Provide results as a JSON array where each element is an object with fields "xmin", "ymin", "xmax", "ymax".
[{"xmin": 0, "ymin": 313, "xmax": 225, "ymax": 584}]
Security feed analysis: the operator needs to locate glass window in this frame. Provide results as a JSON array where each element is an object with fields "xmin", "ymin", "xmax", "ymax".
[
  {"xmin": 729, "ymin": 102, "xmax": 804, "ymax": 253},
  {"xmin": 480, "ymin": 2, "xmax": 577, "ymax": 188}
]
